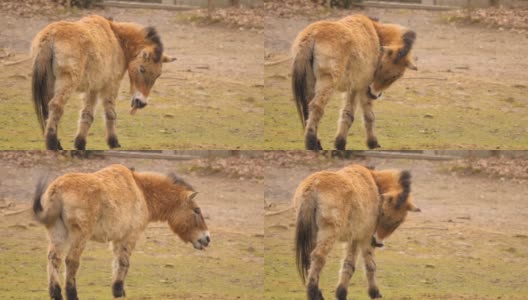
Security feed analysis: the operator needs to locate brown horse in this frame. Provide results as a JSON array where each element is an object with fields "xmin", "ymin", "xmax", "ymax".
[
  {"xmin": 31, "ymin": 15, "xmax": 176, "ymax": 150},
  {"xmin": 292, "ymin": 14, "xmax": 417, "ymax": 150},
  {"xmin": 293, "ymin": 165, "xmax": 420, "ymax": 300},
  {"xmin": 33, "ymin": 164, "xmax": 210, "ymax": 300}
]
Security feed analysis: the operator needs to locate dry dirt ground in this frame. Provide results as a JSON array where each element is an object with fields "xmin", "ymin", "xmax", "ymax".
[
  {"xmin": 0, "ymin": 7, "xmax": 263, "ymax": 150},
  {"xmin": 264, "ymin": 153, "xmax": 528, "ymax": 299},
  {"xmin": 0, "ymin": 152, "xmax": 263, "ymax": 299},
  {"xmin": 264, "ymin": 8, "xmax": 528, "ymax": 149}
]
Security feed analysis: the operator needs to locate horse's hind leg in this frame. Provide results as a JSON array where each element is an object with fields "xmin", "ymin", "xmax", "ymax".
[
  {"xmin": 306, "ymin": 228, "xmax": 336, "ymax": 300},
  {"xmin": 360, "ymin": 96, "xmax": 381, "ymax": 149},
  {"xmin": 362, "ymin": 246, "xmax": 382, "ymax": 299},
  {"xmin": 335, "ymin": 241, "xmax": 359, "ymax": 300},
  {"xmin": 64, "ymin": 230, "xmax": 88, "ymax": 300},
  {"xmin": 305, "ymin": 76, "xmax": 333, "ymax": 150},
  {"xmin": 111, "ymin": 239, "xmax": 136, "ymax": 298},
  {"xmin": 102, "ymin": 94, "xmax": 121, "ymax": 149},
  {"xmin": 334, "ymin": 91, "xmax": 358, "ymax": 150},
  {"xmin": 47, "ymin": 222, "xmax": 68, "ymax": 300},
  {"xmin": 74, "ymin": 91, "xmax": 97, "ymax": 150},
  {"xmin": 45, "ymin": 77, "xmax": 75, "ymax": 150}
]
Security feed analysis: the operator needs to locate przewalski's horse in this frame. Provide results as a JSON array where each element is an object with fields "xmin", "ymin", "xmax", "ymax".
[
  {"xmin": 33, "ymin": 164, "xmax": 210, "ymax": 300},
  {"xmin": 291, "ymin": 14, "xmax": 417, "ymax": 150},
  {"xmin": 293, "ymin": 165, "xmax": 420, "ymax": 300},
  {"xmin": 31, "ymin": 15, "xmax": 176, "ymax": 150}
]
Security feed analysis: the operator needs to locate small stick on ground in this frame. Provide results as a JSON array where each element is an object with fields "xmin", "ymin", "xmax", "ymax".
[{"xmin": 264, "ymin": 57, "xmax": 291, "ymax": 66}]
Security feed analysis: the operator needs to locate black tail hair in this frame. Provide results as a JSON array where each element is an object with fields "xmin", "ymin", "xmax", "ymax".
[
  {"xmin": 33, "ymin": 176, "xmax": 49, "ymax": 214},
  {"xmin": 292, "ymin": 40, "xmax": 315, "ymax": 129},
  {"xmin": 295, "ymin": 193, "xmax": 319, "ymax": 284},
  {"xmin": 32, "ymin": 44, "xmax": 55, "ymax": 133}
]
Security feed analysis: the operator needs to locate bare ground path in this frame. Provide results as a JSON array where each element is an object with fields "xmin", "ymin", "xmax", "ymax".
[
  {"xmin": 264, "ymin": 8, "xmax": 528, "ymax": 149},
  {"xmin": 264, "ymin": 154, "xmax": 528, "ymax": 299},
  {"xmin": 0, "ymin": 7, "xmax": 263, "ymax": 149},
  {"xmin": 0, "ymin": 153, "xmax": 263, "ymax": 299}
]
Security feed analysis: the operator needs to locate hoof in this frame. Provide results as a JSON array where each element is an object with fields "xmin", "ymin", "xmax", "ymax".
[
  {"xmin": 74, "ymin": 136, "xmax": 86, "ymax": 150},
  {"xmin": 49, "ymin": 284, "xmax": 63, "ymax": 300},
  {"xmin": 306, "ymin": 134, "xmax": 323, "ymax": 151},
  {"xmin": 336, "ymin": 285, "xmax": 347, "ymax": 300},
  {"xmin": 65, "ymin": 283, "xmax": 78, "ymax": 300},
  {"xmin": 107, "ymin": 136, "xmax": 121, "ymax": 149},
  {"xmin": 112, "ymin": 280, "xmax": 126, "ymax": 298},
  {"xmin": 368, "ymin": 287, "xmax": 382, "ymax": 299},
  {"xmin": 46, "ymin": 134, "xmax": 63, "ymax": 150},
  {"xmin": 334, "ymin": 136, "xmax": 346, "ymax": 151},
  {"xmin": 307, "ymin": 283, "xmax": 324, "ymax": 300},
  {"xmin": 367, "ymin": 138, "xmax": 381, "ymax": 149}
]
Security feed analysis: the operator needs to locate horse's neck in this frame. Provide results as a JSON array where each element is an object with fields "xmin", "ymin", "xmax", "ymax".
[
  {"xmin": 134, "ymin": 173, "xmax": 179, "ymax": 222},
  {"xmin": 110, "ymin": 21, "xmax": 145, "ymax": 66},
  {"xmin": 373, "ymin": 22, "xmax": 404, "ymax": 47}
]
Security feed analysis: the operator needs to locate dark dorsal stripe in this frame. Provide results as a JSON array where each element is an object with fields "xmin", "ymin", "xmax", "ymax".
[
  {"xmin": 167, "ymin": 173, "xmax": 194, "ymax": 191},
  {"xmin": 144, "ymin": 26, "xmax": 163, "ymax": 63},
  {"xmin": 395, "ymin": 30, "xmax": 416, "ymax": 64},
  {"xmin": 395, "ymin": 170, "xmax": 411, "ymax": 208}
]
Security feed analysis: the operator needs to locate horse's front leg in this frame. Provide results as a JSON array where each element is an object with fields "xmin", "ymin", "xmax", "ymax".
[
  {"xmin": 102, "ymin": 92, "xmax": 121, "ymax": 149},
  {"xmin": 74, "ymin": 91, "xmax": 97, "ymax": 150},
  {"xmin": 64, "ymin": 230, "xmax": 88, "ymax": 300},
  {"xmin": 360, "ymin": 96, "xmax": 381, "ymax": 149},
  {"xmin": 362, "ymin": 246, "xmax": 382, "ymax": 299},
  {"xmin": 335, "ymin": 241, "xmax": 359, "ymax": 300},
  {"xmin": 305, "ymin": 76, "xmax": 334, "ymax": 150},
  {"xmin": 111, "ymin": 240, "xmax": 136, "ymax": 298},
  {"xmin": 334, "ymin": 91, "xmax": 358, "ymax": 151}
]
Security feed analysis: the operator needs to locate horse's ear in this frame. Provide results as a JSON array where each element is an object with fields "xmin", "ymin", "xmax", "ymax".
[
  {"xmin": 406, "ymin": 57, "xmax": 418, "ymax": 71},
  {"xmin": 162, "ymin": 55, "xmax": 176, "ymax": 63},
  {"xmin": 188, "ymin": 191, "xmax": 198, "ymax": 200},
  {"xmin": 408, "ymin": 202, "xmax": 421, "ymax": 212}
]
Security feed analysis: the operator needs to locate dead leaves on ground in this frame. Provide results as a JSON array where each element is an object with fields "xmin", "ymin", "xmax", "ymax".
[
  {"xmin": 448, "ymin": 7, "xmax": 528, "ymax": 31},
  {"xmin": 446, "ymin": 156, "xmax": 528, "ymax": 180}
]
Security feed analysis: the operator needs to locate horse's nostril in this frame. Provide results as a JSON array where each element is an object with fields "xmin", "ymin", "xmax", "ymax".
[{"xmin": 206, "ymin": 236, "xmax": 210, "ymax": 243}]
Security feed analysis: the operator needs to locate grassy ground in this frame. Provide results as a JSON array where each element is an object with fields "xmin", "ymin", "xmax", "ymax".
[
  {"xmin": 264, "ymin": 56, "xmax": 528, "ymax": 150},
  {"xmin": 264, "ymin": 154, "xmax": 528, "ymax": 299}
]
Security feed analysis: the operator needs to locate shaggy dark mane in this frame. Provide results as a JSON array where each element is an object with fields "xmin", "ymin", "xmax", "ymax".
[
  {"xmin": 396, "ymin": 170, "xmax": 411, "ymax": 208},
  {"xmin": 144, "ymin": 26, "xmax": 163, "ymax": 63},
  {"xmin": 395, "ymin": 30, "xmax": 416, "ymax": 64},
  {"xmin": 167, "ymin": 173, "xmax": 194, "ymax": 191}
]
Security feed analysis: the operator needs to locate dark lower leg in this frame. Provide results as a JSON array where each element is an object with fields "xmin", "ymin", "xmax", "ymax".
[
  {"xmin": 336, "ymin": 242, "xmax": 359, "ymax": 300},
  {"xmin": 104, "ymin": 100, "xmax": 120, "ymax": 149},
  {"xmin": 362, "ymin": 101, "xmax": 380, "ymax": 149}
]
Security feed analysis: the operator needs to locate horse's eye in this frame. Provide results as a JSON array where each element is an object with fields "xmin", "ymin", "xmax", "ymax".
[
  {"xmin": 139, "ymin": 65, "xmax": 145, "ymax": 73},
  {"xmin": 193, "ymin": 207, "xmax": 201, "ymax": 214}
]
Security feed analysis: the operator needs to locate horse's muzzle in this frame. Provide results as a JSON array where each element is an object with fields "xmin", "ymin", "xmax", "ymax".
[
  {"xmin": 193, "ymin": 233, "xmax": 211, "ymax": 250},
  {"xmin": 131, "ymin": 97, "xmax": 147, "ymax": 109}
]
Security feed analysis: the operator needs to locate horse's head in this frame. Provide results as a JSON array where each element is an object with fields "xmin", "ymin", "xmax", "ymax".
[
  {"xmin": 167, "ymin": 188, "xmax": 210, "ymax": 250},
  {"xmin": 368, "ymin": 30, "xmax": 417, "ymax": 99},
  {"xmin": 371, "ymin": 169, "xmax": 420, "ymax": 244},
  {"xmin": 128, "ymin": 27, "xmax": 176, "ymax": 113}
]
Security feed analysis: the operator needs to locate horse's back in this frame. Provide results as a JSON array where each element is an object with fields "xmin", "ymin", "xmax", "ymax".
[
  {"xmin": 294, "ymin": 165, "xmax": 380, "ymax": 237},
  {"xmin": 293, "ymin": 14, "xmax": 381, "ymax": 90},
  {"xmin": 32, "ymin": 15, "xmax": 125, "ymax": 91},
  {"xmin": 48, "ymin": 165, "xmax": 148, "ymax": 240}
]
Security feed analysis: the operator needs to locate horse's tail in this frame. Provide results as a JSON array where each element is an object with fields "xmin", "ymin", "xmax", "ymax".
[
  {"xmin": 33, "ymin": 176, "xmax": 62, "ymax": 226},
  {"xmin": 32, "ymin": 42, "xmax": 55, "ymax": 133},
  {"xmin": 294, "ymin": 190, "xmax": 319, "ymax": 284},
  {"xmin": 291, "ymin": 39, "xmax": 315, "ymax": 129}
]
